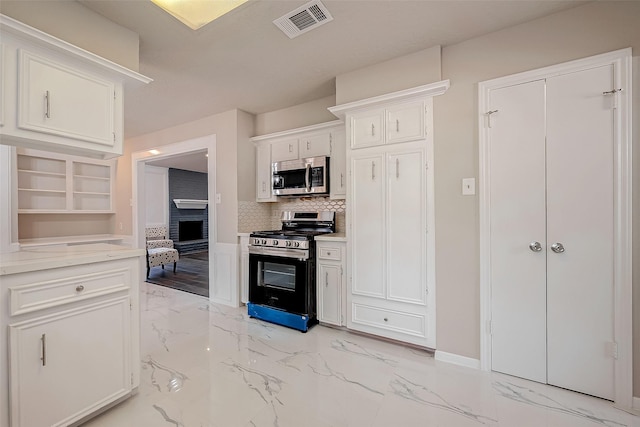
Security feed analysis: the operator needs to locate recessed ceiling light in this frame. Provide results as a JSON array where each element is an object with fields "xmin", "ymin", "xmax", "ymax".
[
  {"xmin": 149, "ymin": 149, "xmax": 160, "ymax": 155},
  {"xmin": 150, "ymin": 0, "xmax": 250, "ymax": 30}
]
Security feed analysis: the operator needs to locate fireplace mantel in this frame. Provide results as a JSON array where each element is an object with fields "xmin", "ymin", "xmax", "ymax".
[{"xmin": 173, "ymin": 199, "xmax": 208, "ymax": 209}]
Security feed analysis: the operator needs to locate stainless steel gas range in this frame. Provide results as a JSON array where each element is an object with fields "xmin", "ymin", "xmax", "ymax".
[{"xmin": 247, "ymin": 211, "xmax": 335, "ymax": 332}]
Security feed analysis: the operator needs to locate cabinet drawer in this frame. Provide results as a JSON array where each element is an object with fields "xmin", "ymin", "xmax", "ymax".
[
  {"xmin": 9, "ymin": 268, "xmax": 130, "ymax": 316},
  {"xmin": 318, "ymin": 246, "xmax": 341, "ymax": 261},
  {"xmin": 352, "ymin": 302, "xmax": 425, "ymax": 338}
]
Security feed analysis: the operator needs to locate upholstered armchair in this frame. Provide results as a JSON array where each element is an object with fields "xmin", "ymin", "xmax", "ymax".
[{"xmin": 145, "ymin": 226, "xmax": 179, "ymax": 278}]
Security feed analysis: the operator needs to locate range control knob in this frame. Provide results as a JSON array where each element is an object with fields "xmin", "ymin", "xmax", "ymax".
[
  {"xmin": 294, "ymin": 241, "xmax": 300, "ymax": 248},
  {"xmin": 261, "ymin": 239, "xmax": 267, "ymax": 245},
  {"xmin": 272, "ymin": 240, "xmax": 279, "ymax": 246},
  {"xmin": 253, "ymin": 238, "xmax": 260, "ymax": 245},
  {"xmin": 286, "ymin": 241, "xmax": 292, "ymax": 247}
]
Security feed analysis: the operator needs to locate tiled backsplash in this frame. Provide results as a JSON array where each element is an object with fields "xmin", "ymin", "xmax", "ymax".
[{"xmin": 238, "ymin": 198, "xmax": 346, "ymax": 233}]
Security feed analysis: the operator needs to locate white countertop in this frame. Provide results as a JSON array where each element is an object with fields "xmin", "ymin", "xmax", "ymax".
[
  {"xmin": 0, "ymin": 243, "xmax": 144, "ymax": 276},
  {"xmin": 315, "ymin": 233, "xmax": 347, "ymax": 242},
  {"xmin": 19, "ymin": 234, "xmax": 129, "ymax": 248},
  {"xmin": 237, "ymin": 232, "xmax": 251, "ymax": 237}
]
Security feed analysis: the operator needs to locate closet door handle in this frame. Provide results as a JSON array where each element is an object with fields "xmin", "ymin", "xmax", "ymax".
[
  {"xmin": 41, "ymin": 334, "xmax": 47, "ymax": 366},
  {"xmin": 551, "ymin": 243, "xmax": 565, "ymax": 253},
  {"xmin": 529, "ymin": 241, "xmax": 542, "ymax": 252},
  {"xmin": 44, "ymin": 91, "xmax": 51, "ymax": 119}
]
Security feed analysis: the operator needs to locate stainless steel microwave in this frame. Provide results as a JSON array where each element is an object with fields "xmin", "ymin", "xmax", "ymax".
[{"xmin": 272, "ymin": 156, "xmax": 329, "ymax": 196}]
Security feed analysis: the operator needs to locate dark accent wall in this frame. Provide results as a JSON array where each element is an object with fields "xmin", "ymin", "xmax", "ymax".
[{"xmin": 168, "ymin": 168, "xmax": 208, "ymax": 242}]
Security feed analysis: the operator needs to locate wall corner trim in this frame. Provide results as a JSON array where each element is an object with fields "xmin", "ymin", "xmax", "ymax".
[{"xmin": 435, "ymin": 351, "xmax": 480, "ymax": 370}]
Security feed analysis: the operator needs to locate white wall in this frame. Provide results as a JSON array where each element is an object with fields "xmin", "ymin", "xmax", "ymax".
[
  {"xmin": 254, "ymin": 95, "xmax": 337, "ymax": 136},
  {"xmin": 336, "ymin": 45, "xmax": 442, "ymax": 105},
  {"xmin": 144, "ymin": 165, "xmax": 168, "ymax": 227}
]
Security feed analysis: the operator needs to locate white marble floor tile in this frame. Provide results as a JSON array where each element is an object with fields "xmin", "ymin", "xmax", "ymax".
[{"xmin": 82, "ymin": 283, "xmax": 638, "ymax": 427}]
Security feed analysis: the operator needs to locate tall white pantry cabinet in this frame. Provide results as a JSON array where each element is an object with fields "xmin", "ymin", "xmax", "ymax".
[{"xmin": 330, "ymin": 81, "xmax": 449, "ymax": 348}]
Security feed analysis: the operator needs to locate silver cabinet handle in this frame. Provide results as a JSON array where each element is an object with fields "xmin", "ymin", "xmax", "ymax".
[
  {"xmin": 383, "ymin": 317, "xmax": 388, "ymax": 322},
  {"xmin": 340, "ymin": 173, "xmax": 344, "ymax": 188},
  {"xmin": 262, "ymin": 181, "xmax": 266, "ymax": 192},
  {"xmin": 44, "ymin": 90, "xmax": 50, "ymax": 119},
  {"xmin": 76, "ymin": 285, "xmax": 84, "ymax": 292},
  {"xmin": 551, "ymin": 243, "xmax": 565, "ymax": 253},
  {"xmin": 306, "ymin": 141, "xmax": 310, "ymax": 150},
  {"xmin": 371, "ymin": 124, "xmax": 375, "ymax": 136},
  {"xmin": 529, "ymin": 242, "xmax": 542, "ymax": 252},
  {"xmin": 396, "ymin": 159, "xmax": 399, "ymax": 178},
  {"xmin": 41, "ymin": 334, "xmax": 46, "ymax": 366},
  {"xmin": 371, "ymin": 161, "xmax": 375, "ymax": 180},
  {"xmin": 325, "ymin": 271, "xmax": 329, "ymax": 287},
  {"xmin": 289, "ymin": 144, "xmax": 293, "ymax": 153},
  {"xmin": 396, "ymin": 119, "xmax": 399, "ymax": 132}
]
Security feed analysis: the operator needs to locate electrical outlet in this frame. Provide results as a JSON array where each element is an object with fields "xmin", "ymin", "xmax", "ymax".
[
  {"xmin": 216, "ymin": 194, "xmax": 221, "ymax": 204},
  {"xmin": 462, "ymin": 178, "xmax": 475, "ymax": 195}
]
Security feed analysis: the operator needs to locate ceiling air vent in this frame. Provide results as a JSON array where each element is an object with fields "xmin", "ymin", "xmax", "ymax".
[{"xmin": 274, "ymin": 0, "xmax": 333, "ymax": 39}]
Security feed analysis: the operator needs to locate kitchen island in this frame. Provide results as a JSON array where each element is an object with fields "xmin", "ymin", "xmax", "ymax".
[{"xmin": 0, "ymin": 243, "xmax": 144, "ymax": 427}]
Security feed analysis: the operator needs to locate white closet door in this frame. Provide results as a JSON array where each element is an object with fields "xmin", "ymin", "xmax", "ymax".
[
  {"xmin": 489, "ymin": 80, "xmax": 547, "ymax": 383},
  {"xmin": 546, "ymin": 65, "xmax": 615, "ymax": 400}
]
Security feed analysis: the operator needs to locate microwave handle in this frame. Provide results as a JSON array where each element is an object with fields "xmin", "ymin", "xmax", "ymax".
[{"xmin": 305, "ymin": 163, "xmax": 311, "ymax": 192}]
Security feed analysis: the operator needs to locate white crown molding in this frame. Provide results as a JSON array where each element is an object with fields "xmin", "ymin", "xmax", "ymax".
[
  {"xmin": 328, "ymin": 79, "xmax": 450, "ymax": 119},
  {"xmin": 251, "ymin": 119, "xmax": 343, "ymax": 143},
  {"xmin": 0, "ymin": 14, "xmax": 152, "ymax": 85}
]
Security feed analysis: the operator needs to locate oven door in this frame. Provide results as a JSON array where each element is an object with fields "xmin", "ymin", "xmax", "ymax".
[{"xmin": 248, "ymin": 250, "xmax": 315, "ymax": 316}]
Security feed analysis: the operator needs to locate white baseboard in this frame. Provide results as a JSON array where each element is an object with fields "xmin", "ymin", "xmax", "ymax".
[{"xmin": 435, "ymin": 350, "xmax": 481, "ymax": 370}]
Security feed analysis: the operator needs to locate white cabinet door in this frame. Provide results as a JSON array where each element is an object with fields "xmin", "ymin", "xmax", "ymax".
[
  {"xmin": 489, "ymin": 80, "xmax": 547, "ymax": 383},
  {"xmin": 239, "ymin": 236, "xmax": 250, "ymax": 304},
  {"xmin": 386, "ymin": 101, "xmax": 424, "ymax": 144},
  {"xmin": 387, "ymin": 150, "xmax": 426, "ymax": 304},
  {"xmin": 271, "ymin": 138, "xmax": 299, "ymax": 162},
  {"xmin": 329, "ymin": 131, "xmax": 346, "ymax": 198},
  {"xmin": 351, "ymin": 110, "xmax": 384, "ymax": 149},
  {"xmin": 318, "ymin": 263, "xmax": 342, "ymax": 326},
  {"xmin": 18, "ymin": 50, "xmax": 115, "ymax": 147},
  {"xmin": 545, "ymin": 65, "xmax": 615, "ymax": 400},
  {"xmin": 299, "ymin": 133, "xmax": 330, "ymax": 158},
  {"xmin": 9, "ymin": 296, "xmax": 131, "ymax": 427},
  {"xmin": 351, "ymin": 153, "xmax": 384, "ymax": 297},
  {"xmin": 256, "ymin": 143, "xmax": 275, "ymax": 202}
]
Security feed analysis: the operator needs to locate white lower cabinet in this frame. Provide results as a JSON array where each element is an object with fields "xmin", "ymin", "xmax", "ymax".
[
  {"xmin": 1, "ymin": 252, "xmax": 141, "ymax": 427},
  {"xmin": 316, "ymin": 241, "xmax": 345, "ymax": 326},
  {"xmin": 9, "ymin": 297, "xmax": 131, "ymax": 427}
]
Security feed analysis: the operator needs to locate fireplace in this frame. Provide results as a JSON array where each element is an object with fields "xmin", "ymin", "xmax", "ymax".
[{"xmin": 178, "ymin": 220, "xmax": 203, "ymax": 241}]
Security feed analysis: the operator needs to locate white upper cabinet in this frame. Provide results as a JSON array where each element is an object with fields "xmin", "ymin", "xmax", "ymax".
[
  {"xmin": 252, "ymin": 120, "xmax": 345, "ymax": 201},
  {"xmin": 271, "ymin": 138, "xmax": 299, "ymax": 162},
  {"xmin": 18, "ymin": 50, "xmax": 116, "ymax": 147},
  {"xmin": 0, "ymin": 15, "xmax": 151, "ymax": 159},
  {"xmin": 351, "ymin": 109, "xmax": 384, "ymax": 149},
  {"xmin": 386, "ymin": 100, "xmax": 425, "ymax": 144},
  {"xmin": 299, "ymin": 132, "xmax": 331, "ymax": 158}
]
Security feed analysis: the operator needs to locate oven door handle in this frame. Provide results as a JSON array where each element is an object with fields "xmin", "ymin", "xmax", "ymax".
[
  {"xmin": 305, "ymin": 163, "xmax": 311, "ymax": 192},
  {"xmin": 249, "ymin": 246, "xmax": 309, "ymax": 260}
]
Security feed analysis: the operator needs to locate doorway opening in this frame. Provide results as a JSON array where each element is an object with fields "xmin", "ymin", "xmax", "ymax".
[{"xmin": 132, "ymin": 135, "xmax": 217, "ymax": 299}]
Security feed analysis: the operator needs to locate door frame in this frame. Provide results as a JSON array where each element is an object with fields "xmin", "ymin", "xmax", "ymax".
[
  {"xmin": 478, "ymin": 48, "xmax": 633, "ymax": 408},
  {"xmin": 131, "ymin": 135, "xmax": 218, "ymax": 301}
]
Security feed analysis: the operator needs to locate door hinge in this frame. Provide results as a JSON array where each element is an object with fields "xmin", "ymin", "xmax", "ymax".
[
  {"xmin": 607, "ymin": 342, "xmax": 619, "ymax": 359},
  {"xmin": 487, "ymin": 320, "xmax": 493, "ymax": 335}
]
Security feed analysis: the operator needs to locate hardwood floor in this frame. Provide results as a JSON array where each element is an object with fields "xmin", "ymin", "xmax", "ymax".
[{"xmin": 146, "ymin": 251, "xmax": 208, "ymax": 297}]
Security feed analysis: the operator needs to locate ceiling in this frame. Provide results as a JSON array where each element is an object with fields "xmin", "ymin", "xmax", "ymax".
[{"xmin": 21, "ymin": 1, "xmax": 588, "ymax": 140}]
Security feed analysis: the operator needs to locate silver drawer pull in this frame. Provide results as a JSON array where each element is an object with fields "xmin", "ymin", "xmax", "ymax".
[
  {"xmin": 383, "ymin": 317, "xmax": 388, "ymax": 322},
  {"xmin": 326, "ymin": 251, "xmax": 331, "ymax": 256},
  {"xmin": 76, "ymin": 285, "xmax": 85, "ymax": 292},
  {"xmin": 44, "ymin": 90, "xmax": 51, "ymax": 119}
]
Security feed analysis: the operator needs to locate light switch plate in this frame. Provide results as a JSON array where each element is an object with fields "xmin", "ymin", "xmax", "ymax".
[{"xmin": 462, "ymin": 178, "xmax": 476, "ymax": 195}]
